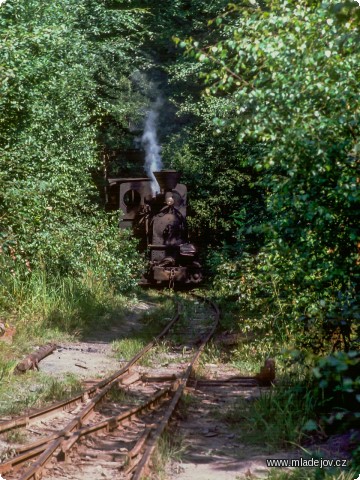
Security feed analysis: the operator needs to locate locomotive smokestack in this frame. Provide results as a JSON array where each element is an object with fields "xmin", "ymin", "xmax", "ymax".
[{"xmin": 154, "ymin": 170, "xmax": 181, "ymax": 192}]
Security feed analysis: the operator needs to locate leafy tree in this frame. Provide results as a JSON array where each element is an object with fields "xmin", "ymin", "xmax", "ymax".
[
  {"xmin": 163, "ymin": 104, "xmax": 265, "ymax": 257},
  {"xmin": 0, "ymin": 0, "xmax": 145, "ymax": 287},
  {"xmin": 181, "ymin": 0, "xmax": 360, "ymax": 348}
]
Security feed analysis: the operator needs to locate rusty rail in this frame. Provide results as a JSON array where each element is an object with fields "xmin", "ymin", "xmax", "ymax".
[
  {"xmin": 59, "ymin": 386, "xmax": 172, "ymax": 459},
  {"xmin": 0, "ymin": 302, "xmax": 182, "ymax": 479},
  {"xmin": 132, "ymin": 296, "xmax": 220, "ymax": 480},
  {"xmin": 1, "ymin": 296, "xmax": 220, "ymax": 480},
  {"xmin": 0, "ymin": 301, "xmax": 181, "ymax": 435}
]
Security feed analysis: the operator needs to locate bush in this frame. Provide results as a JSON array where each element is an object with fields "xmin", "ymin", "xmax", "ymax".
[
  {"xmin": 0, "ymin": 1, "xmax": 146, "ymax": 286},
  {"xmin": 313, "ymin": 351, "xmax": 360, "ymax": 432}
]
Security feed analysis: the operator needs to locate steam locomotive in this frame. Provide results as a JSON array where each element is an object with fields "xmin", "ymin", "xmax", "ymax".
[{"xmin": 107, "ymin": 170, "xmax": 202, "ymax": 287}]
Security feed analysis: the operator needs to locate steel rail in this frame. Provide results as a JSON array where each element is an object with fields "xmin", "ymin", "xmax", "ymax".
[
  {"xmin": 0, "ymin": 302, "xmax": 181, "ymax": 436},
  {"xmin": 1, "ymin": 381, "xmax": 143, "ymax": 475},
  {"xmin": 58, "ymin": 386, "xmax": 173, "ymax": 459},
  {"xmin": 0, "ymin": 382, "xmax": 174, "ymax": 475},
  {"xmin": 17, "ymin": 303, "xmax": 182, "ymax": 480},
  {"xmin": 1, "ymin": 296, "xmax": 219, "ymax": 480},
  {"xmin": 0, "ymin": 301, "xmax": 181, "ymax": 479},
  {"xmin": 132, "ymin": 296, "xmax": 220, "ymax": 480}
]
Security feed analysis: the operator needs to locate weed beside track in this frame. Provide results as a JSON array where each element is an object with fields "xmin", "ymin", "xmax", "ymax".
[{"xmin": 0, "ymin": 294, "xmax": 223, "ymax": 480}]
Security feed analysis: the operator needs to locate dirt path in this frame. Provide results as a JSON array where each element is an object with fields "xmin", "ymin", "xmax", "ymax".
[
  {"xmin": 35, "ymin": 300, "xmax": 298, "ymax": 480},
  {"xmin": 35, "ymin": 297, "xmax": 291, "ymax": 480},
  {"xmin": 39, "ymin": 341, "xmax": 297, "ymax": 479},
  {"xmin": 167, "ymin": 364, "xmax": 300, "ymax": 480},
  {"xmin": 39, "ymin": 301, "xmax": 153, "ymax": 379}
]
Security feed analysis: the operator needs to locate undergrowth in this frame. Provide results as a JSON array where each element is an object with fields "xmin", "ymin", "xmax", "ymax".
[
  {"xmin": 0, "ymin": 271, "xmax": 176, "ymax": 416},
  {"xmin": 0, "ymin": 372, "xmax": 82, "ymax": 416},
  {"xmin": 178, "ymin": 391, "xmax": 199, "ymax": 419},
  {"xmin": 151, "ymin": 430, "xmax": 186, "ymax": 479},
  {"xmin": 108, "ymin": 385, "xmax": 141, "ymax": 404},
  {"xmin": 0, "ymin": 270, "xmax": 134, "ymax": 398},
  {"xmin": 220, "ymin": 383, "xmax": 318, "ymax": 450},
  {"xmin": 0, "ymin": 269, "xmax": 132, "ymax": 339}
]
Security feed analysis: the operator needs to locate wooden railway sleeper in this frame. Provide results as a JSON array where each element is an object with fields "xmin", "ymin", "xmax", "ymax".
[
  {"xmin": 4, "ymin": 301, "xmax": 188, "ymax": 479},
  {"xmin": 56, "ymin": 386, "xmax": 173, "ymax": 463},
  {"xmin": 1, "ymin": 301, "xmax": 181, "ymax": 438},
  {"xmin": 132, "ymin": 296, "xmax": 220, "ymax": 480},
  {"xmin": 0, "ymin": 445, "xmax": 47, "ymax": 475}
]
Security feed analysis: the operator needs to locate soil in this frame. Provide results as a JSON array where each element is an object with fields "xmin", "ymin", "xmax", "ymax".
[
  {"xmin": 39, "ymin": 301, "xmax": 152, "ymax": 379},
  {"xmin": 167, "ymin": 366, "xmax": 301, "ymax": 480},
  {"xmin": 8, "ymin": 298, "xmax": 355, "ymax": 480}
]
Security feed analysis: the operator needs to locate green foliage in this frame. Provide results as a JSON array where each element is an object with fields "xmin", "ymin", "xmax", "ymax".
[
  {"xmin": 220, "ymin": 349, "xmax": 359, "ymax": 463},
  {"xmin": 0, "ymin": 360, "xmax": 17, "ymax": 383},
  {"xmin": 0, "ymin": 0, "xmax": 146, "ymax": 288},
  {"xmin": 163, "ymin": 117, "xmax": 265, "ymax": 253},
  {"xmin": 0, "ymin": 371, "xmax": 82, "ymax": 416},
  {"xmin": 177, "ymin": 0, "xmax": 359, "ymax": 353},
  {"xmin": 151, "ymin": 430, "xmax": 186, "ymax": 479},
  {"xmin": 312, "ymin": 351, "xmax": 360, "ymax": 430},
  {"xmin": 112, "ymin": 337, "xmax": 146, "ymax": 361},
  {"xmin": 221, "ymin": 383, "xmax": 318, "ymax": 449},
  {"xmin": 0, "ymin": 268, "xmax": 133, "ymax": 339},
  {"xmin": 213, "ymin": 250, "xmax": 359, "ymax": 354}
]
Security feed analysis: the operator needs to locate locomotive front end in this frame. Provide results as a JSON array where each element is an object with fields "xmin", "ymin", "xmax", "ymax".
[
  {"xmin": 148, "ymin": 170, "xmax": 202, "ymax": 287},
  {"xmin": 108, "ymin": 169, "xmax": 202, "ymax": 287}
]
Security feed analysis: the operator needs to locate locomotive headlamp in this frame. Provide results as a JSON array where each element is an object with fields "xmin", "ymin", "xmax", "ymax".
[{"xmin": 166, "ymin": 196, "xmax": 174, "ymax": 206}]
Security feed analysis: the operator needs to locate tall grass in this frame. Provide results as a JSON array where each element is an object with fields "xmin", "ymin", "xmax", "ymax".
[
  {"xmin": 0, "ymin": 267, "xmax": 134, "ymax": 416},
  {"xmin": 0, "ymin": 268, "xmax": 132, "ymax": 398},
  {"xmin": 0, "ymin": 371, "xmax": 82, "ymax": 416},
  {"xmin": 151, "ymin": 430, "xmax": 186, "ymax": 479},
  {"xmin": 221, "ymin": 384, "xmax": 318, "ymax": 450},
  {"xmin": 112, "ymin": 338, "xmax": 147, "ymax": 361},
  {"xmin": 0, "ymin": 268, "xmax": 129, "ymax": 342}
]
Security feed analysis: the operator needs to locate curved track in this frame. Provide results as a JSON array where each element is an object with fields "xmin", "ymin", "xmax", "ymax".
[{"xmin": 0, "ymin": 295, "xmax": 222, "ymax": 480}]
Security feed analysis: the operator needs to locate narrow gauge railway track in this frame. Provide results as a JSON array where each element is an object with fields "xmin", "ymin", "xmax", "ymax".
[{"xmin": 0, "ymin": 296, "xmax": 220, "ymax": 480}]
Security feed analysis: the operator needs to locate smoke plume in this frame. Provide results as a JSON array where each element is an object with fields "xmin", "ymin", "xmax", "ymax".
[{"xmin": 141, "ymin": 98, "xmax": 163, "ymax": 194}]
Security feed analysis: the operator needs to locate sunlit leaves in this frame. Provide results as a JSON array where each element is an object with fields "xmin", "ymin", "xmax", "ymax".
[
  {"xmin": 177, "ymin": 0, "xmax": 360, "ymax": 347},
  {"xmin": 0, "ymin": 0, "xmax": 144, "ymax": 288}
]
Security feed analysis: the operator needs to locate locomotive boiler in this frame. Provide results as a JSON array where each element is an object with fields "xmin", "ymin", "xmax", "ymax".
[{"xmin": 108, "ymin": 170, "xmax": 202, "ymax": 287}]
